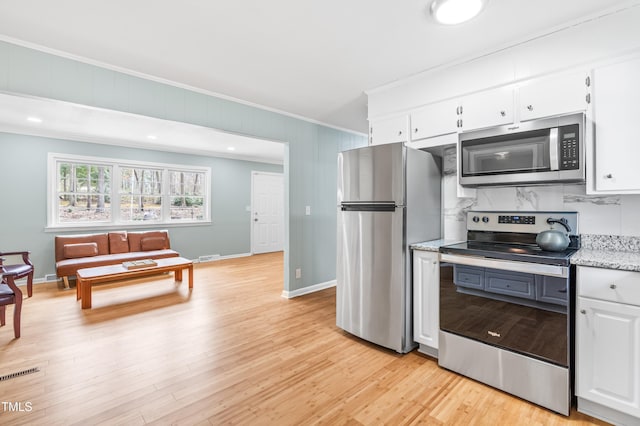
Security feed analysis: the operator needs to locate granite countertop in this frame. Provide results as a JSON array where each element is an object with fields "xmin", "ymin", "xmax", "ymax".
[
  {"xmin": 571, "ymin": 234, "xmax": 640, "ymax": 272},
  {"xmin": 411, "ymin": 239, "xmax": 463, "ymax": 252}
]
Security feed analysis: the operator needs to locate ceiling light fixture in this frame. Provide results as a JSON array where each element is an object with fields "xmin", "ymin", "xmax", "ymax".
[
  {"xmin": 429, "ymin": 0, "xmax": 487, "ymax": 25},
  {"xmin": 27, "ymin": 116, "xmax": 42, "ymax": 123}
]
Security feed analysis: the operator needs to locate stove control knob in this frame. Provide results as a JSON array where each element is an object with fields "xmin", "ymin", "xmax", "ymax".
[
  {"xmin": 482, "ymin": 216, "xmax": 489, "ymax": 223},
  {"xmin": 472, "ymin": 216, "xmax": 480, "ymax": 223}
]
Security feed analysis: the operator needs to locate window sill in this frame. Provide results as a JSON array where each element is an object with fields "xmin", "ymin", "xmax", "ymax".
[{"xmin": 44, "ymin": 221, "xmax": 213, "ymax": 233}]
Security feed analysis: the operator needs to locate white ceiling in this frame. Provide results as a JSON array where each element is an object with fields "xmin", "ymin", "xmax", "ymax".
[
  {"xmin": 0, "ymin": 0, "xmax": 638, "ymax": 137},
  {"xmin": 0, "ymin": 93, "xmax": 285, "ymax": 164}
]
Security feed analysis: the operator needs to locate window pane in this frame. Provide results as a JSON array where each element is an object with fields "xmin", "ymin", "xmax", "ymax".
[
  {"xmin": 58, "ymin": 195, "xmax": 111, "ymax": 223},
  {"xmin": 169, "ymin": 171, "xmax": 204, "ymax": 196},
  {"xmin": 121, "ymin": 167, "xmax": 162, "ymax": 195},
  {"xmin": 57, "ymin": 162, "xmax": 112, "ymax": 224},
  {"xmin": 120, "ymin": 195, "xmax": 162, "ymax": 221},
  {"xmin": 170, "ymin": 196, "xmax": 204, "ymax": 220},
  {"xmin": 89, "ymin": 166, "xmax": 111, "ymax": 194}
]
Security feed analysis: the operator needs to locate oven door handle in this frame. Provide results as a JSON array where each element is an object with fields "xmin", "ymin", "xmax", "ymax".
[{"xmin": 440, "ymin": 253, "xmax": 568, "ymax": 278}]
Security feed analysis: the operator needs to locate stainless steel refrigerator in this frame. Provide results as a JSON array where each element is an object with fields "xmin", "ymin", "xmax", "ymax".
[{"xmin": 336, "ymin": 142, "xmax": 441, "ymax": 353}]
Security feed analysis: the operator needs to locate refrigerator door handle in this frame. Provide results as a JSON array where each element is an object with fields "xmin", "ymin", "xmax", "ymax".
[{"xmin": 340, "ymin": 202, "xmax": 397, "ymax": 212}]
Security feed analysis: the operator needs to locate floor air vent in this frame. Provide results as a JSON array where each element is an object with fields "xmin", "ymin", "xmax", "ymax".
[
  {"xmin": 0, "ymin": 367, "xmax": 40, "ymax": 382},
  {"xmin": 198, "ymin": 254, "xmax": 220, "ymax": 262}
]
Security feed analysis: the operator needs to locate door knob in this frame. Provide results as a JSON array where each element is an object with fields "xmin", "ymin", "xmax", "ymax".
[
  {"xmin": 254, "ymin": 218, "xmax": 258, "ymax": 222},
  {"xmin": 580, "ymin": 309, "xmax": 586, "ymax": 314}
]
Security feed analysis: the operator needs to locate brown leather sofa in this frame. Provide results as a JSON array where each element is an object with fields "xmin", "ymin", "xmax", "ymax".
[{"xmin": 55, "ymin": 230, "xmax": 180, "ymax": 288}]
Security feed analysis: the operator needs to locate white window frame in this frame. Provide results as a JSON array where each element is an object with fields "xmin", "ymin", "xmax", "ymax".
[{"xmin": 47, "ymin": 152, "xmax": 211, "ymax": 231}]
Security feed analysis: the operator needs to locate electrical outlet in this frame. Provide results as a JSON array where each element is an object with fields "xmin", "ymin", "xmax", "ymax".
[
  {"xmin": 305, "ymin": 206, "xmax": 311, "ymax": 215},
  {"xmin": 295, "ymin": 268, "xmax": 302, "ymax": 279}
]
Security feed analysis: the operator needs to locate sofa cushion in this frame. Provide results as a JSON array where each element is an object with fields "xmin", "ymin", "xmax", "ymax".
[
  {"xmin": 109, "ymin": 231, "xmax": 129, "ymax": 254},
  {"xmin": 63, "ymin": 242, "xmax": 98, "ymax": 259},
  {"xmin": 128, "ymin": 230, "xmax": 170, "ymax": 252},
  {"xmin": 56, "ymin": 249, "xmax": 180, "ymax": 278},
  {"xmin": 140, "ymin": 236, "xmax": 167, "ymax": 251},
  {"xmin": 55, "ymin": 233, "xmax": 109, "ymax": 262}
]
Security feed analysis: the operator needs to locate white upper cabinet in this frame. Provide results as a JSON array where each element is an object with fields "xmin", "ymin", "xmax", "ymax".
[
  {"xmin": 370, "ymin": 69, "xmax": 593, "ymax": 149},
  {"xmin": 409, "ymin": 99, "xmax": 460, "ymax": 141},
  {"xmin": 518, "ymin": 71, "xmax": 590, "ymax": 122},
  {"xmin": 369, "ymin": 115, "xmax": 408, "ymax": 145},
  {"xmin": 592, "ymin": 56, "xmax": 640, "ymax": 193},
  {"xmin": 458, "ymin": 73, "xmax": 587, "ymax": 133},
  {"xmin": 460, "ymin": 86, "xmax": 515, "ymax": 131}
]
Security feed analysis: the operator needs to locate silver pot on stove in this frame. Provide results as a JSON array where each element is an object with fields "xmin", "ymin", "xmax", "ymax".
[{"xmin": 536, "ymin": 218, "xmax": 571, "ymax": 252}]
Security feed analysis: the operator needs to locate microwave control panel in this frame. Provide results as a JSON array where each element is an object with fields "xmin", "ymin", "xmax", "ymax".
[{"xmin": 559, "ymin": 124, "xmax": 579, "ymax": 170}]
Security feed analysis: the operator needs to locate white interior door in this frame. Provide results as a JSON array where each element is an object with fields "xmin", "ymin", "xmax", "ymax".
[{"xmin": 251, "ymin": 172, "xmax": 284, "ymax": 254}]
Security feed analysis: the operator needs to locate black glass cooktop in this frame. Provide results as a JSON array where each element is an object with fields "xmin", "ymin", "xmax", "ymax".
[{"xmin": 439, "ymin": 241, "xmax": 578, "ymax": 266}]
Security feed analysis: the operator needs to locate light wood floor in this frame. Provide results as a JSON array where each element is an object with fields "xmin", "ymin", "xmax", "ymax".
[{"xmin": 0, "ymin": 252, "xmax": 609, "ymax": 425}]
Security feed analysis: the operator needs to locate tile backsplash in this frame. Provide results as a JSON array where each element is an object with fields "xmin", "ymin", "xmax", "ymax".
[{"xmin": 441, "ymin": 146, "xmax": 640, "ymax": 241}]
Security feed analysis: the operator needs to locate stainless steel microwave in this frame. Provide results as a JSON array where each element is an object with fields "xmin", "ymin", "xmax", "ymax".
[{"xmin": 459, "ymin": 112, "xmax": 585, "ymax": 187}]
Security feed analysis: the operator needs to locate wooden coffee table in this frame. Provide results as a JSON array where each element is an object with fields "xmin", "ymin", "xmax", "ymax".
[{"xmin": 76, "ymin": 257, "xmax": 193, "ymax": 309}]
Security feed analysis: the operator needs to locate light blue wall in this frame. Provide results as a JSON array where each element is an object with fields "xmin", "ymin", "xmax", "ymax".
[
  {"xmin": 1, "ymin": 132, "xmax": 282, "ymax": 277},
  {"xmin": 0, "ymin": 41, "xmax": 367, "ymax": 291}
]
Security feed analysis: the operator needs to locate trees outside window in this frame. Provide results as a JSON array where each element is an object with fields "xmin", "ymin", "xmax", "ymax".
[
  {"xmin": 57, "ymin": 163, "xmax": 112, "ymax": 223},
  {"xmin": 50, "ymin": 154, "xmax": 210, "ymax": 228},
  {"xmin": 169, "ymin": 171, "xmax": 205, "ymax": 221},
  {"xmin": 120, "ymin": 167, "xmax": 163, "ymax": 221}
]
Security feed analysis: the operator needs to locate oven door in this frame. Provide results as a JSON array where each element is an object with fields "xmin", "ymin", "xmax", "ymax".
[{"xmin": 439, "ymin": 253, "xmax": 571, "ymax": 367}]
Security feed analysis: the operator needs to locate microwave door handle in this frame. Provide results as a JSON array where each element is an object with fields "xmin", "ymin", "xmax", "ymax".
[{"xmin": 549, "ymin": 127, "xmax": 559, "ymax": 171}]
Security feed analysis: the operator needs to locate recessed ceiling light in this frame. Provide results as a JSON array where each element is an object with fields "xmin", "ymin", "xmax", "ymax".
[
  {"xmin": 147, "ymin": 134, "xmax": 157, "ymax": 140},
  {"xmin": 27, "ymin": 116, "xmax": 42, "ymax": 123},
  {"xmin": 429, "ymin": 0, "xmax": 487, "ymax": 25},
  {"xmin": 227, "ymin": 147, "xmax": 236, "ymax": 151}
]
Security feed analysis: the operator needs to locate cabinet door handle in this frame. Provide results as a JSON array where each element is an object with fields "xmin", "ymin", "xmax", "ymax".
[
  {"xmin": 585, "ymin": 76, "xmax": 591, "ymax": 87},
  {"xmin": 527, "ymin": 105, "xmax": 533, "ymax": 111},
  {"xmin": 586, "ymin": 93, "xmax": 591, "ymax": 104},
  {"xmin": 604, "ymin": 173, "xmax": 613, "ymax": 179},
  {"xmin": 500, "ymin": 110, "xmax": 506, "ymax": 117},
  {"xmin": 580, "ymin": 309, "xmax": 586, "ymax": 314},
  {"xmin": 398, "ymin": 130, "xmax": 403, "ymax": 136},
  {"xmin": 610, "ymin": 284, "xmax": 617, "ymax": 289},
  {"xmin": 414, "ymin": 128, "xmax": 419, "ymax": 133}
]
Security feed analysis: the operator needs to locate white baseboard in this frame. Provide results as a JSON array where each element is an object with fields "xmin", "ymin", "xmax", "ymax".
[
  {"xmin": 192, "ymin": 252, "xmax": 252, "ymax": 263},
  {"xmin": 281, "ymin": 279, "xmax": 336, "ymax": 299},
  {"xmin": 23, "ymin": 252, "xmax": 254, "ymax": 284},
  {"xmin": 8, "ymin": 276, "xmax": 53, "ymax": 286}
]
